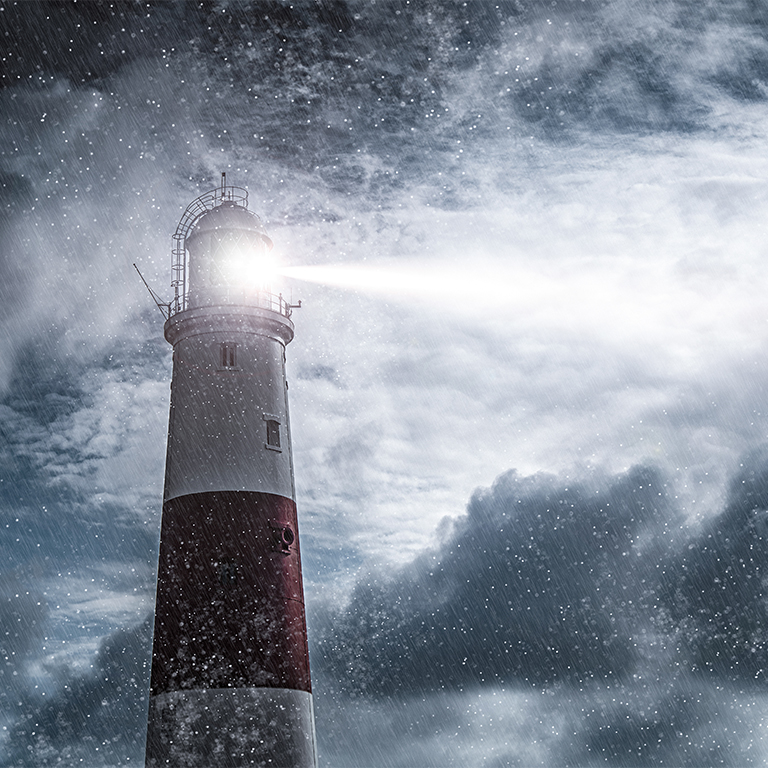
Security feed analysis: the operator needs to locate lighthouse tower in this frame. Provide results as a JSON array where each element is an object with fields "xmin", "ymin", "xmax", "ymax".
[{"xmin": 145, "ymin": 180, "xmax": 317, "ymax": 768}]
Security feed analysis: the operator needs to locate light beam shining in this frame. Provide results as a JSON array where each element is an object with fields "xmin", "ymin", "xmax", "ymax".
[
  {"xmin": 277, "ymin": 259, "xmax": 759, "ymax": 364},
  {"xmin": 278, "ymin": 262, "xmax": 552, "ymax": 306}
]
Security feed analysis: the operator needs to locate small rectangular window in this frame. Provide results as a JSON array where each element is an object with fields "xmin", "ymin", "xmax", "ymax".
[
  {"xmin": 220, "ymin": 343, "xmax": 237, "ymax": 369},
  {"xmin": 266, "ymin": 419, "xmax": 281, "ymax": 449}
]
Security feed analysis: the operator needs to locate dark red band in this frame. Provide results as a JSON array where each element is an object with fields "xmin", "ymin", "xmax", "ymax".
[{"xmin": 149, "ymin": 491, "xmax": 311, "ymax": 695}]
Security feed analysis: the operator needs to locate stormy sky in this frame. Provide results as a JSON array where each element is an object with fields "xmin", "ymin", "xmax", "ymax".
[{"xmin": 2, "ymin": 0, "xmax": 768, "ymax": 765}]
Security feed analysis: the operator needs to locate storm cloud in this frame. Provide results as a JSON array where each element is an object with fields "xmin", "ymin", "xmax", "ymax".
[
  {"xmin": 316, "ymin": 466, "xmax": 678, "ymax": 694},
  {"xmin": 312, "ymin": 457, "xmax": 768, "ymax": 765},
  {"xmin": 3, "ymin": 619, "xmax": 151, "ymax": 767},
  {"xmin": 660, "ymin": 448, "xmax": 768, "ymax": 683}
]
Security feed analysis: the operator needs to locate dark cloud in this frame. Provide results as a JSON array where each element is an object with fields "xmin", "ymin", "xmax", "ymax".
[
  {"xmin": 3, "ymin": 321, "xmax": 166, "ymax": 427},
  {"xmin": 569, "ymin": 688, "xmax": 744, "ymax": 767},
  {"xmin": 558, "ymin": 673, "xmax": 768, "ymax": 768},
  {"xmin": 0, "ymin": 329, "xmax": 162, "ymax": 766},
  {"xmin": 312, "ymin": 458, "xmax": 768, "ymax": 763},
  {"xmin": 0, "ymin": 1, "xmax": 194, "ymax": 88},
  {"xmin": 0, "ymin": 174, "xmax": 38, "ymax": 329},
  {"xmin": 660, "ymin": 448, "xmax": 768, "ymax": 683},
  {"xmin": 4, "ymin": 330, "xmax": 85, "ymax": 427},
  {"xmin": 0, "ymin": 326, "xmax": 164, "ymax": 575},
  {"xmin": 315, "ymin": 466, "xmax": 679, "ymax": 695},
  {"xmin": 296, "ymin": 363, "xmax": 341, "ymax": 384},
  {"xmin": 0, "ymin": 577, "xmax": 48, "ymax": 717},
  {"xmin": 6, "ymin": 0, "xmax": 768, "ymax": 195},
  {"xmin": 3, "ymin": 618, "xmax": 152, "ymax": 767},
  {"xmin": 0, "ymin": 171, "xmax": 35, "ymax": 220},
  {"xmin": 315, "ymin": 453, "xmax": 768, "ymax": 698}
]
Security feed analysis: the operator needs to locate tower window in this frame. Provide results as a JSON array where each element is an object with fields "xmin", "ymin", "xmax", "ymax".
[
  {"xmin": 266, "ymin": 419, "xmax": 281, "ymax": 449},
  {"xmin": 220, "ymin": 343, "xmax": 237, "ymax": 369}
]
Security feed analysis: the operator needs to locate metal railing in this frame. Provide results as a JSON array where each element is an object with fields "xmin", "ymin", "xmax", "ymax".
[
  {"xmin": 170, "ymin": 179, "xmax": 249, "ymax": 315},
  {"xmin": 173, "ymin": 289, "xmax": 296, "ymax": 319}
]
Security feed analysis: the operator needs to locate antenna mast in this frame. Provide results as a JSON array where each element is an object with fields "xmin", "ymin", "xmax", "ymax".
[{"xmin": 134, "ymin": 263, "xmax": 171, "ymax": 319}]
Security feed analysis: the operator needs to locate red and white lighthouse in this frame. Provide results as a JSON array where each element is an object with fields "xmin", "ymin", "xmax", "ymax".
[{"xmin": 145, "ymin": 179, "xmax": 317, "ymax": 767}]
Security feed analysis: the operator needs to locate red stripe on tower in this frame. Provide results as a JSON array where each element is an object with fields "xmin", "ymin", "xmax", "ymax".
[{"xmin": 145, "ymin": 179, "xmax": 317, "ymax": 768}]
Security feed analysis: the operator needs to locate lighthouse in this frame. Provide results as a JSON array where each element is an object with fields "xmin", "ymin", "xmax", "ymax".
[{"xmin": 145, "ymin": 179, "xmax": 317, "ymax": 768}]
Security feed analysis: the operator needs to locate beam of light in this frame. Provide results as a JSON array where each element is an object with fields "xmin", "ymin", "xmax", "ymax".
[
  {"xmin": 278, "ymin": 262, "xmax": 552, "ymax": 306},
  {"xmin": 277, "ymin": 259, "xmax": 765, "ymax": 365},
  {"xmin": 276, "ymin": 261, "xmax": 657, "ymax": 323}
]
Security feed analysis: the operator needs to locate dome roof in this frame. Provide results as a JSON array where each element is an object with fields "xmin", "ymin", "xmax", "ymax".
[{"xmin": 188, "ymin": 201, "xmax": 272, "ymax": 247}]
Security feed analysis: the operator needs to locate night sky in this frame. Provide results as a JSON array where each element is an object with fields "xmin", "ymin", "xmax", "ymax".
[{"xmin": 2, "ymin": 1, "xmax": 768, "ymax": 765}]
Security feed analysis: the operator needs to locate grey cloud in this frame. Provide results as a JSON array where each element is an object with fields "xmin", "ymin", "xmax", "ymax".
[
  {"xmin": 0, "ymin": 578, "xmax": 48, "ymax": 717},
  {"xmin": 311, "ymin": 457, "xmax": 768, "ymax": 764},
  {"xmin": 314, "ymin": 465, "xmax": 679, "ymax": 695},
  {"xmin": 314, "ymin": 451, "xmax": 768, "ymax": 698},
  {"xmin": 6, "ymin": 1, "xmax": 765, "ymax": 209},
  {"xmin": 3, "ymin": 618, "xmax": 152, "ymax": 767},
  {"xmin": 1, "ymin": 1, "xmax": 193, "ymax": 87},
  {"xmin": 309, "ymin": 451, "xmax": 768, "ymax": 762},
  {"xmin": 660, "ymin": 448, "xmax": 768, "ymax": 683},
  {"xmin": 0, "ymin": 327, "xmax": 162, "ymax": 578},
  {"xmin": 563, "ymin": 682, "xmax": 766, "ymax": 767},
  {"xmin": 181, "ymin": 0, "xmax": 768, "ymax": 155},
  {"xmin": 295, "ymin": 364, "xmax": 341, "ymax": 385},
  {"xmin": 579, "ymin": 695, "xmax": 729, "ymax": 767}
]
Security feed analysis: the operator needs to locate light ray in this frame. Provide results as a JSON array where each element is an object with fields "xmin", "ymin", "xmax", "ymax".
[
  {"xmin": 277, "ymin": 262, "xmax": 552, "ymax": 306},
  {"xmin": 277, "ymin": 259, "xmax": 762, "ymax": 364}
]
